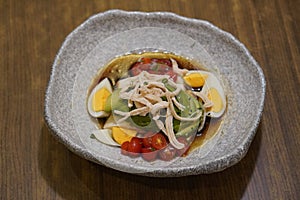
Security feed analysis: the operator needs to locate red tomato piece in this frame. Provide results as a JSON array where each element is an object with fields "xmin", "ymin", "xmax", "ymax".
[
  {"xmin": 121, "ymin": 141, "xmax": 129, "ymax": 156},
  {"xmin": 139, "ymin": 64, "xmax": 151, "ymax": 70},
  {"xmin": 141, "ymin": 147, "xmax": 158, "ymax": 162},
  {"xmin": 159, "ymin": 145, "xmax": 177, "ymax": 161},
  {"xmin": 152, "ymin": 58, "xmax": 171, "ymax": 67},
  {"xmin": 130, "ymin": 65, "xmax": 143, "ymax": 76},
  {"xmin": 142, "ymin": 132, "xmax": 156, "ymax": 148},
  {"xmin": 127, "ymin": 137, "xmax": 142, "ymax": 157},
  {"xmin": 141, "ymin": 57, "xmax": 152, "ymax": 64},
  {"xmin": 151, "ymin": 133, "xmax": 168, "ymax": 150},
  {"xmin": 142, "ymin": 137, "xmax": 152, "ymax": 148},
  {"xmin": 129, "ymin": 58, "xmax": 176, "ymax": 81}
]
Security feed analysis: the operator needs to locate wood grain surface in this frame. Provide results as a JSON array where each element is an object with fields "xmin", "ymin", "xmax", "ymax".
[{"xmin": 1, "ymin": 0, "xmax": 299, "ymax": 199}]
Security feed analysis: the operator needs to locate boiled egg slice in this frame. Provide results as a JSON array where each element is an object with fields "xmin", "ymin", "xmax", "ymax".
[
  {"xmin": 183, "ymin": 71, "xmax": 209, "ymax": 88},
  {"xmin": 201, "ymin": 71, "xmax": 226, "ymax": 118},
  {"xmin": 87, "ymin": 78, "xmax": 112, "ymax": 118},
  {"xmin": 184, "ymin": 70, "xmax": 226, "ymax": 118},
  {"xmin": 91, "ymin": 129, "xmax": 120, "ymax": 146}
]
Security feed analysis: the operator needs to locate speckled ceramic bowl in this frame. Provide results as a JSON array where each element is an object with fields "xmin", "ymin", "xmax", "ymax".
[{"xmin": 44, "ymin": 10, "xmax": 265, "ymax": 177}]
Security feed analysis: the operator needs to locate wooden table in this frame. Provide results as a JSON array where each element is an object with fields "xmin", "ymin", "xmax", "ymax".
[{"xmin": 1, "ymin": 0, "xmax": 299, "ymax": 199}]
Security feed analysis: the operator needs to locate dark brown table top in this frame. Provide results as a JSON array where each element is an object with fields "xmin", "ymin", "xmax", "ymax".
[{"xmin": 1, "ymin": 0, "xmax": 299, "ymax": 199}]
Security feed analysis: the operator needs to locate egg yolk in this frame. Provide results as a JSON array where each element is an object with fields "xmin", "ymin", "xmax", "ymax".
[
  {"xmin": 183, "ymin": 73, "xmax": 208, "ymax": 87},
  {"xmin": 112, "ymin": 127, "xmax": 137, "ymax": 145},
  {"xmin": 207, "ymin": 88, "xmax": 223, "ymax": 113},
  {"xmin": 92, "ymin": 88, "xmax": 111, "ymax": 112}
]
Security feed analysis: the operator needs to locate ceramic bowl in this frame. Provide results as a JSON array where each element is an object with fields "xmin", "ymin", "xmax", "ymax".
[{"xmin": 45, "ymin": 10, "xmax": 265, "ymax": 177}]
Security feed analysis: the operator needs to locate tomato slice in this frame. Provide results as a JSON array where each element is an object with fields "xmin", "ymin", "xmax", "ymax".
[
  {"xmin": 141, "ymin": 57, "xmax": 152, "ymax": 64},
  {"xmin": 141, "ymin": 132, "xmax": 156, "ymax": 148},
  {"xmin": 127, "ymin": 137, "xmax": 142, "ymax": 157},
  {"xmin": 130, "ymin": 64, "xmax": 143, "ymax": 76},
  {"xmin": 141, "ymin": 147, "xmax": 158, "ymax": 162},
  {"xmin": 129, "ymin": 58, "xmax": 177, "ymax": 81},
  {"xmin": 152, "ymin": 58, "xmax": 172, "ymax": 66},
  {"xmin": 151, "ymin": 133, "xmax": 168, "ymax": 150},
  {"xmin": 159, "ymin": 145, "xmax": 177, "ymax": 161},
  {"xmin": 121, "ymin": 141, "xmax": 129, "ymax": 155}
]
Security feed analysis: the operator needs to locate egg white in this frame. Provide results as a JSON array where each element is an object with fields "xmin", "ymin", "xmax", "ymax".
[
  {"xmin": 87, "ymin": 78, "xmax": 113, "ymax": 118},
  {"xmin": 92, "ymin": 129, "xmax": 120, "ymax": 146},
  {"xmin": 186, "ymin": 70, "xmax": 226, "ymax": 118}
]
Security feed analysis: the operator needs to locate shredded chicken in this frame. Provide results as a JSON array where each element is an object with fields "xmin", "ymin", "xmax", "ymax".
[
  {"xmin": 171, "ymin": 97, "xmax": 185, "ymax": 111},
  {"xmin": 192, "ymin": 91, "xmax": 214, "ymax": 108},
  {"xmin": 165, "ymin": 107, "xmax": 185, "ymax": 149},
  {"xmin": 113, "ymin": 59, "xmax": 210, "ymax": 149},
  {"xmin": 170, "ymin": 58, "xmax": 188, "ymax": 76},
  {"xmin": 198, "ymin": 110, "xmax": 207, "ymax": 132}
]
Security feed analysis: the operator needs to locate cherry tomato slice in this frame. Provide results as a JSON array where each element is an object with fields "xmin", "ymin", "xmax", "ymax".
[
  {"xmin": 130, "ymin": 64, "xmax": 143, "ymax": 76},
  {"xmin": 121, "ymin": 141, "xmax": 129, "ymax": 156},
  {"xmin": 152, "ymin": 58, "xmax": 172, "ymax": 66},
  {"xmin": 141, "ymin": 57, "xmax": 152, "ymax": 64},
  {"xmin": 159, "ymin": 145, "xmax": 177, "ymax": 161},
  {"xmin": 151, "ymin": 133, "xmax": 167, "ymax": 150},
  {"xmin": 141, "ymin": 147, "xmax": 158, "ymax": 162},
  {"xmin": 142, "ymin": 137, "xmax": 152, "ymax": 148},
  {"xmin": 141, "ymin": 132, "xmax": 156, "ymax": 148},
  {"xmin": 127, "ymin": 137, "xmax": 142, "ymax": 157},
  {"xmin": 129, "ymin": 58, "xmax": 177, "ymax": 81}
]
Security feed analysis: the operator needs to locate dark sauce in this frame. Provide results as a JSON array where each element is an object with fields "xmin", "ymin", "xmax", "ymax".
[
  {"xmin": 89, "ymin": 52, "xmax": 223, "ymax": 154},
  {"xmin": 188, "ymin": 117, "xmax": 223, "ymax": 154}
]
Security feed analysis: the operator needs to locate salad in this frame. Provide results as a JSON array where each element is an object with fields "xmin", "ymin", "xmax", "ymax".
[{"xmin": 87, "ymin": 53, "xmax": 226, "ymax": 161}]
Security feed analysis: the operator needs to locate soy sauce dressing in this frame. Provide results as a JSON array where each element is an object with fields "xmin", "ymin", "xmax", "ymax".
[{"xmin": 88, "ymin": 52, "xmax": 223, "ymax": 154}]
